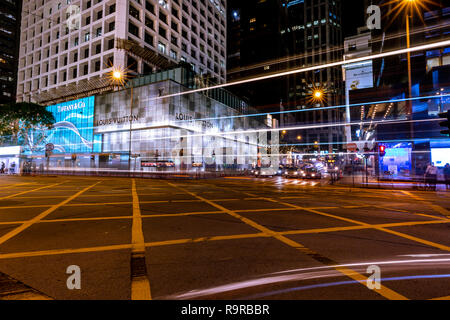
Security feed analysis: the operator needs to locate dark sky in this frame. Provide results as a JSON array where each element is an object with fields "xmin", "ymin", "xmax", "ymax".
[{"xmin": 341, "ymin": 0, "xmax": 368, "ymax": 37}]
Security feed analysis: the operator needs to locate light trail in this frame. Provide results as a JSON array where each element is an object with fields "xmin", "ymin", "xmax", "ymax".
[
  {"xmin": 152, "ymin": 39, "xmax": 450, "ymax": 101},
  {"xmin": 117, "ymin": 117, "xmax": 444, "ymax": 143},
  {"xmin": 166, "ymin": 257, "xmax": 450, "ymax": 299},
  {"xmin": 19, "ymin": 117, "xmax": 445, "ymax": 152},
  {"xmin": 228, "ymin": 26, "xmax": 448, "ymax": 76},
  {"xmin": 243, "ymin": 274, "xmax": 450, "ymax": 300},
  {"xmin": 145, "ymin": 93, "xmax": 450, "ymax": 124}
]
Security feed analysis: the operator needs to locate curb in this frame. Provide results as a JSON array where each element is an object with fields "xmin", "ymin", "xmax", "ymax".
[{"xmin": 0, "ymin": 272, "xmax": 53, "ymax": 300}]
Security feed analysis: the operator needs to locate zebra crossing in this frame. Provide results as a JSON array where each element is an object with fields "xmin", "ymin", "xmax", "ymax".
[{"xmin": 253, "ymin": 177, "xmax": 324, "ymax": 187}]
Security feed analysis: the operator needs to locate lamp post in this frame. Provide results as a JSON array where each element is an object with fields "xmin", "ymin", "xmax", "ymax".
[
  {"xmin": 111, "ymin": 67, "xmax": 134, "ymax": 174},
  {"xmin": 311, "ymin": 88, "xmax": 325, "ymax": 154},
  {"xmin": 388, "ymin": 0, "xmax": 424, "ymax": 177},
  {"xmin": 404, "ymin": 0, "xmax": 418, "ymax": 178}
]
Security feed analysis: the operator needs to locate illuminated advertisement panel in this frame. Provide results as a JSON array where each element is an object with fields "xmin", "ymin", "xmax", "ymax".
[
  {"xmin": 344, "ymin": 61, "xmax": 374, "ymax": 92},
  {"xmin": 44, "ymin": 96, "xmax": 95, "ymax": 154}
]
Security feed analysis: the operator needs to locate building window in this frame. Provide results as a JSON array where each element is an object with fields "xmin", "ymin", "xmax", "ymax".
[
  {"xmin": 158, "ymin": 42, "xmax": 166, "ymax": 54},
  {"xmin": 145, "ymin": 32, "xmax": 154, "ymax": 46},
  {"xmin": 129, "ymin": 22, "xmax": 139, "ymax": 37},
  {"xmin": 159, "ymin": 27, "xmax": 167, "ymax": 39},
  {"xmin": 145, "ymin": 16, "xmax": 154, "ymax": 29},
  {"xmin": 129, "ymin": 5, "xmax": 140, "ymax": 21}
]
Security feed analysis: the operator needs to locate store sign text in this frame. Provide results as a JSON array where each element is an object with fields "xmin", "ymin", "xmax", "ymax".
[{"xmin": 95, "ymin": 115, "xmax": 140, "ymax": 127}]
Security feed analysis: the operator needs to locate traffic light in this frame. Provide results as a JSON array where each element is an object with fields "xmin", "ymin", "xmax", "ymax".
[
  {"xmin": 379, "ymin": 145, "xmax": 386, "ymax": 157},
  {"xmin": 439, "ymin": 111, "xmax": 450, "ymax": 136}
]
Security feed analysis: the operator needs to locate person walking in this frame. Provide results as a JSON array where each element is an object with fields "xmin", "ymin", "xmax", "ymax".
[
  {"xmin": 0, "ymin": 162, "xmax": 5, "ymax": 174},
  {"xmin": 9, "ymin": 162, "xmax": 16, "ymax": 175},
  {"xmin": 444, "ymin": 163, "xmax": 450, "ymax": 191},
  {"xmin": 425, "ymin": 162, "xmax": 438, "ymax": 191}
]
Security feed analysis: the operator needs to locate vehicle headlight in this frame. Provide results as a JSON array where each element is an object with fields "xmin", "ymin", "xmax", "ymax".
[
  {"xmin": 294, "ymin": 172, "xmax": 298, "ymax": 175},
  {"xmin": 312, "ymin": 174, "xmax": 315, "ymax": 177}
]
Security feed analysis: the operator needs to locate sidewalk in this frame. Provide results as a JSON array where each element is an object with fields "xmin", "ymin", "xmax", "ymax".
[{"xmin": 332, "ymin": 175, "xmax": 450, "ymax": 192}]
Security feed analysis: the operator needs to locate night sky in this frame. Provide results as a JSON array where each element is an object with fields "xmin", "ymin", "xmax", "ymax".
[{"xmin": 341, "ymin": 0, "xmax": 368, "ymax": 37}]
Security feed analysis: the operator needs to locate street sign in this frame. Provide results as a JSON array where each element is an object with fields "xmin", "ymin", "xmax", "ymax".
[
  {"xmin": 131, "ymin": 154, "xmax": 141, "ymax": 158},
  {"xmin": 347, "ymin": 143, "xmax": 358, "ymax": 152}
]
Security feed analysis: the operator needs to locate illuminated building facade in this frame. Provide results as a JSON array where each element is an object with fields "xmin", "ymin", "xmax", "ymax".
[{"xmin": 21, "ymin": 66, "xmax": 269, "ymax": 172}]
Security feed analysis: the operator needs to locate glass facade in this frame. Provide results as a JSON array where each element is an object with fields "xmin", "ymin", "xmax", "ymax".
[{"xmin": 21, "ymin": 74, "xmax": 270, "ymax": 173}]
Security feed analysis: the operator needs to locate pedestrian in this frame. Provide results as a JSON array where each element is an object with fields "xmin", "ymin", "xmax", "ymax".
[
  {"xmin": 425, "ymin": 162, "xmax": 438, "ymax": 191},
  {"xmin": 0, "ymin": 162, "xmax": 4, "ymax": 174},
  {"xmin": 9, "ymin": 162, "xmax": 16, "ymax": 175},
  {"xmin": 444, "ymin": 163, "xmax": 450, "ymax": 191}
]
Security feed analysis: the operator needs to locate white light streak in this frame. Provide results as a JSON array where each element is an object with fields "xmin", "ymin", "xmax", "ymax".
[{"xmin": 153, "ymin": 39, "xmax": 450, "ymax": 101}]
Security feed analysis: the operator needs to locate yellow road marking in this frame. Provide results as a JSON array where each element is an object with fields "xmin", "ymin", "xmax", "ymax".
[
  {"xmin": 0, "ymin": 205, "xmax": 54, "ymax": 210},
  {"xmin": 401, "ymin": 191, "xmax": 450, "ymax": 218},
  {"xmin": 430, "ymin": 295, "xmax": 450, "ymax": 300},
  {"xmin": 0, "ymin": 244, "xmax": 132, "ymax": 260},
  {"xmin": 0, "ymin": 182, "xmax": 63, "ymax": 201},
  {"xmin": 263, "ymin": 197, "xmax": 450, "ymax": 252},
  {"xmin": 0, "ymin": 181, "xmax": 101, "ymax": 246},
  {"xmin": 168, "ymin": 182, "xmax": 408, "ymax": 300},
  {"xmin": 282, "ymin": 219, "xmax": 450, "ymax": 236},
  {"xmin": 373, "ymin": 205, "xmax": 448, "ymax": 221},
  {"xmin": 0, "ymin": 219, "xmax": 448, "ymax": 261},
  {"xmin": 0, "ymin": 183, "xmax": 34, "ymax": 189},
  {"xmin": 131, "ymin": 179, "xmax": 151, "ymax": 300},
  {"xmin": 145, "ymin": 233, "xmax": 271, "ymax": 247}
]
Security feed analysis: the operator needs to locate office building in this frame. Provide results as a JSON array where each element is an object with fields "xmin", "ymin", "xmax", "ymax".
[
  {"xmin": 16, "ymin": 0, "xmax": 227, "ymax": 104},
  {"xmin": 0, "ymin": 0, "xmax": 22, "ymax": 104}
]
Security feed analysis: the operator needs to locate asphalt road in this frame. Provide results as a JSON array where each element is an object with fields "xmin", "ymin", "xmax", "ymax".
[{"xmin": 0, "ymin": 175, "xmax": 449, "ymax": 300}]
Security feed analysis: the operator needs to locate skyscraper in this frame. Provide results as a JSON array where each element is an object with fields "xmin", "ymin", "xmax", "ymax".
[
  {"xmin": 16, "ymin": 0, "xmax": 227, "ymax": 104},
  {"xmin": 227, "ymin": 0, "xmax": 287, "ymax": 109},
  {"xmin": 281, "ymin": 0, "xmax": 344, "ymax": 152},
  {"xmin": 0, "ymin": 0, "xmax": 22, "ymax": 104},
  {"xmin": 227, "ymin": 0, "xmax": 345, "ymax": 152}
]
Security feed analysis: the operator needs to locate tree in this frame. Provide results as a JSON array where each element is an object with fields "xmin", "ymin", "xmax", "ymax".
[{"xmin": 0, "ymin": 102, "xmax": 55, "ymax": 151}]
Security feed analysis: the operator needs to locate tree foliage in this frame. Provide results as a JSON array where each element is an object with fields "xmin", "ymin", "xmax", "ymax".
[{"xmin": 0, "ymin": 102, "xmax": 55, "ymax": 150}]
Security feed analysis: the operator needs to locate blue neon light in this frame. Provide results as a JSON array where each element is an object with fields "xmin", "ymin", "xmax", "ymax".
[{"xmin": 44, "ymin": 96, "xmax": 95, "ymax": 154}]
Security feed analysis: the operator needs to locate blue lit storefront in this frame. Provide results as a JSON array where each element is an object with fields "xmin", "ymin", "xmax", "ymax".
[
  {"xmin": 378, "ymin": 142, "xmax": 412, "ymax": 178},
  {"xmin": 22, "ymin": 96, "xmax": 99, "ymax": 171},
  {"xmin": 23, "ymin": 69, "xmax": 268, "ymax": 173}
]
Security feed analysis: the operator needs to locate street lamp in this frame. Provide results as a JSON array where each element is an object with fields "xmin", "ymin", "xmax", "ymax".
[
  {"xmin": 314, "ymin": 90, "xmax": 323, "ymax": 100},
  {"xmin": 109, "ymin": 66, "xmax": 128, "ymax": 88}
]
